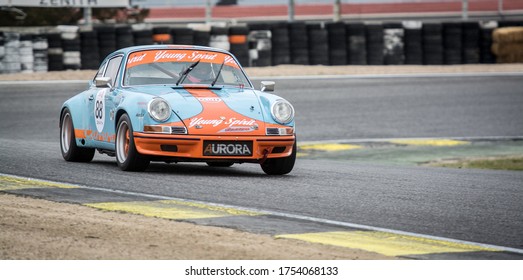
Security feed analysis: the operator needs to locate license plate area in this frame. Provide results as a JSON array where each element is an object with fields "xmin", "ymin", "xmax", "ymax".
[{"xmin": 203, "ymin": 140, "xmax": 253, "ymax": 156}]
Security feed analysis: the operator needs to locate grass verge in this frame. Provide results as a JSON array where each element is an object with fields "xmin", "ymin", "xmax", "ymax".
[{"xmin": 424, "ymin": 156, "xmax": 523, "ymax": 171}]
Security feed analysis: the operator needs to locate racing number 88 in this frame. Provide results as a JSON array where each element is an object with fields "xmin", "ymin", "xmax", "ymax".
[{"xmin": 95, "ymin": 100, "xmax": 103, "ymax": 119}]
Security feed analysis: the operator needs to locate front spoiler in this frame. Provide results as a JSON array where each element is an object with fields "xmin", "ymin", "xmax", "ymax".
[{"xmin": 133, "ymin": 132, "xmax": 295, "ymax": 162}]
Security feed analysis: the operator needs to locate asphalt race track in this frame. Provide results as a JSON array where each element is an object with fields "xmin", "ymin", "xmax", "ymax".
[{"xmin": 1, "ymin": 75, "xmax": 522, "ymax": 258}]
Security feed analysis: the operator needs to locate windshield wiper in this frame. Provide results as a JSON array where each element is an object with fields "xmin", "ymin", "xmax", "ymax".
[
  {"xmin": 176, "ymin": 60, "xmax": 200, "ymax": 86},
  {"xmin": 211, "ymin": 60, "xmax": 225, "ymax": 87}
]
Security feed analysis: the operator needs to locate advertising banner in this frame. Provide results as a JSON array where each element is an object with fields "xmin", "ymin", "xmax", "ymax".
[{"xmin": 5, "ymin": 0, "xmax": 129, "ymax": 7}]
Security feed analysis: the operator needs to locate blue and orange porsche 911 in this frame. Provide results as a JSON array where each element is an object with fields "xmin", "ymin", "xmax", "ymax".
[{"xmin": 59, "ymin": 45, "xmax": 296, "ymax": 175}]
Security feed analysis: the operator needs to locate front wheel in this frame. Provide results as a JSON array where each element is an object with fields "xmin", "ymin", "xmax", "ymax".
[
  {"xmin": 260, "ymin": 140, "xmax": 296, "ymax": 175},
  {"xmin": 60, "ymin": 108, "xmax": 95, "ymax": 162},
  {"xmin": 116, "ymin": 114, "xmax": 150, "ymax": 171}
]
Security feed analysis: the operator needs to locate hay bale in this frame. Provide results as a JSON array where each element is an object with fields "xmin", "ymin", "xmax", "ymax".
[
  {"xmin": 491, "ymin": 42, "xmax": 523, "ymax": 56},
  {"xmin": 492, "ymin": 27, "xmax": 523, "ymax": 43},
  {"xmin": 496, "ymin": 53, "xmax": 523, "ymax": 63}
]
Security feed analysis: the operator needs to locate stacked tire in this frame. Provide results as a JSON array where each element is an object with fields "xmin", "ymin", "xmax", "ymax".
[
  {"xmin": 133, "ymin": 29, "xmax": 153, "ymax": 46},
  {"xmin": 443, "ymin": 22, "xmax": 463, "ymax": 64},
  {"xmin": 97, "ymin": 26, "xmax": 117, "ymax": 63},
  {"xmin": 423, "ymin": 23, "xmax": 443, "ymax": 65},
  {"xmin": 288, "ymin": 22, "xmax": 309, "ymax": 65},
  {"xmin": 326, "ymin": 22, "xmax": 347, "ymax": 65},
  {"xmin": 479, "ymin": 21, "xmax": 497, "ymax": 64},
  {"xmin": 271, "ymin": 22, "xmax": 290, "ymax": 65},
  {"xmin": 209, "ymin": 26, "xmax": 230, "ymax": 51},
  {"xmin": 47, "ymin": 33, "xmax": 63, "ymax": 71},
  {"xmin": 80, "ymin": 30, "xmax": 100, "ymax": 69},
  {"xmin": 383, "ymin": 23, "xmax": 404, "ymax": 65},
  {"xmin": 307, "ymin": 23, "xmax": 329, "ymax": 65},
  {"xmin": 171, "ymin": 27, "xmax": 194, "ymax": 45},
  {"xmin": 462, "ymin": 22, "xmax": 480, "ymax": 64},
  {"xmin": 3, "ymin": 33, "xmax": 21, "ymax": 73},
  {"xmin": 0, "ymin": 32, "xmax": 4, "ymax": 73},
  {"xmin": 20, "ymin": 34, "xmax": 34, "ymax": 73},
  {"xmin": 346, "ymin": 23, "xmax": 366, "ymax": 65},
  {"xmin": 403, "ymin": 21, "xmax": 423, "ymax": 65},
  {"xmin": 116, "ymin": 26, "xmax": 134, "ymax": 49},
  {"xmin": 193, "ymin": 29, "xmax": 210, "ymax": 46},
  {"xmin": 366, "ymin": 23, "xmax": 384, "ymax": 65},
  {"xmin": 247, "ymin": 23, "xmax": 272, "ymax": 67},
  {"xmin": 33, "ymin": 35, "xmax": 48, "ymax": 72},
  {"xmin": 228, "ymin": 25, "xmax": 249, "ymax": 66},
  {"xmin": 59, "ymin": 26, "xmax": 81, "ymax": 70},
  {"xmin": 152, "ymin": 26, "xmax": 172, "ymax": 44}
]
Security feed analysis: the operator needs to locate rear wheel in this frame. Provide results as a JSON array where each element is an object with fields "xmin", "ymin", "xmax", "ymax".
[
  {"xmin": 60, "ymin": 108, "xmax": 95, "ymax": 162},
  {"xmin": 116, "ymin": 114, "xmax": 150, "ymax": 171},
  {"xmin": 260, "ymin": 140, "xmax": 296, "ymax": 175}
]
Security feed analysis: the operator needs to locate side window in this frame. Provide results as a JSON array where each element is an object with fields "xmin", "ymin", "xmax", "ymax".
[
  {"xmin": 93, "ymin": 61, "xmax": 107, "ymax": 82},
  {"xmin": 105, "ymin": 56, "xmax": 123, "ymax": 86}
]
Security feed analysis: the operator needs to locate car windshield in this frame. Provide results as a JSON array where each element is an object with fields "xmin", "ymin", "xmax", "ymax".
[{"xmin": 123, "ymin": 49, "xmax": 251, "ymax": 88}]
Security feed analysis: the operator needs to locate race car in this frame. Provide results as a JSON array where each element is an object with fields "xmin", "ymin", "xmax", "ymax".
[{"xmin": 59, "ymin": 45, "xmax": 296, "ymax": 175}]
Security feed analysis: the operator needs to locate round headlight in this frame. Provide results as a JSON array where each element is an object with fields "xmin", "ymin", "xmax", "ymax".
[
  {"xmin": 271, "ymin": 100, "xmax": 294, "ymax": 124},
  {"xmin": 148, "ymin": 98, "xmax": 171, "ymax": 122}
]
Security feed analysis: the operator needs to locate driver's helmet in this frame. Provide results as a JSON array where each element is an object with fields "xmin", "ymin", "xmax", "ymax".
[{"xmin": 187, "ymin": 62, "xmax": 213, "ymax": 83}]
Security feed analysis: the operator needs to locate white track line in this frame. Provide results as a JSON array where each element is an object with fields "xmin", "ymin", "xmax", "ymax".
[{"xmin": 2, "ymin": 172, "xmax": 523, "ymax": 256}]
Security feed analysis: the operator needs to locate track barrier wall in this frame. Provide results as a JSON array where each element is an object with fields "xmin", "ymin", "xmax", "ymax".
[{"xmin": 0, "ymin": 20, "xmax": 522, "ymax": 73}]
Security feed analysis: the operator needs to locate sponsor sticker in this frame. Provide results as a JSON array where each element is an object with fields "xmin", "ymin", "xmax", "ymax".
[
  {"xmin": 203, "ymin": 141, "xmax": 253, "ymax": 156},
  {"xmin": 94, "ymin": 89, "xmax": 107, "ymax": 133}
]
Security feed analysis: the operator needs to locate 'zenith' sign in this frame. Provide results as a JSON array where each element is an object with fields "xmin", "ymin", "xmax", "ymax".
[{"xmin": 6, "ymin": 0, "xmax": 129, "ymax": 7}]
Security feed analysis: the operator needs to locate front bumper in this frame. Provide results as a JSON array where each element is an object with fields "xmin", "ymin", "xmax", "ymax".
[{"xmin": 133, "ymin": 132, "xmax": 295, "ymax": 162}]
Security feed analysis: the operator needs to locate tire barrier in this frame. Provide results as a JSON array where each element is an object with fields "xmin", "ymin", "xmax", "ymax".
[
  {"xmin": 3, "ymin": 33, "xmax": 21, "ymax": 73},
  {"xmin": 171, "ymin": 27, "xmax": 194, "ymax": 45},
  {"xmin": 307, "ymin": 23, "xmax": 329, "ymax": 65},
  {"xmin": 80, "ymin": 30, "xmax": 100, "ymax": 70},
  {"xmin": 0, "ymin": 32, "xmax": 5, "ymax": 73},
  {"xmin": 383, "ymin": 23, "xmax": 404, "ymax": 65},
  {"xmin": 133, "ymin": 29, "xmax": 154, "ymax": 45},
  {"xmin": 228, "ymin": 25, "xmax": 249, "ymax": 66},
  {"xmin": 403, "ymin": 21, "xmax": 423, "ymax": 65},
  {"xmin": 209, "ymin": 26, "xmax": 230, "ymax": 51},
  {"xmin": 327, "ymin": 22, "xmax": 347, "ymax": 65},
  {"xmin": 480, "ymin": 21, "xmax": 497, "ymax": 64},
  {"xmin": 366, "ymin": 23, "xmax": 384, "ymax": 65},
  {"xmin": 33, "ymin": 35, "xmax": 48, "ymax": 72},
  {"xmin": 492, "ymin": 27, "xmax": 523, "ymax": 63},
  {"xmin": 1, "ymin": 20, "xmax": 523, "ymax": 75},
  {"xmin": 462, "ymin": 22, "xmax": 481, "ymax": 64},
  {"xmin": 116, "ymin": 26, "xmax": 134, "ymax": 49},
  {"xmin": 152, "ymin": 26, "xmax": 172, "ymax": 44},
  {"xmin": 288, "ymin": 22, "xmax": 309, "ymax": 65},
  {"xmin": 443, "ymin": 22, "xmax": 462, "ymax": 64},
  {"xmin": 247, "ymin": 23, "xmax": 272, "ymax": 67},
  {"xmin": 346, "ymin": 23, "xmax": 367, "ymax": 65},
  {"xmin": 20, "ymin": 34, "xmax": 34, "ymax": 73},
  {"xmin": 47, "ymin": 33, "xmax": 63, "ymax": 71},
  {"xmin": 271, "ymin": 22, "xmax": 290, "ymax": 65},
  {"xmin": 193, "ymin": 30, "xmax": 210, "ymax": 47},
  {"xmin": 96, "ymin": 26, "xmax": 116, "ymax": 64},
  {"xmin": 422, "ymin": 23, "xmax": 443, "ymax": 65},
  {"xmin": 58, "ymin": 26, "xmax": 81, "ymax": 70}
]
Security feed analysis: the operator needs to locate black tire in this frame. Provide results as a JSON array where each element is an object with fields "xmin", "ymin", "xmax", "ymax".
[
  {"xmin": 260, "ymin": 140, "xmax": 296, "ymax": 175},
  {"xmin": 116, "ymin": 114, "xmax": 150, "ymax": 171},
  {"xmin": 206, "ymin": 162, "xmax": 234, "ymax": 167},
  {"xmin": 60, "ymin": 108, "xmax": 95, "ymax": 162}
]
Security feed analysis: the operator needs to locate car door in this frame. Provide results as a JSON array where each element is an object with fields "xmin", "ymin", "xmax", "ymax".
[{"xmin": 89, "ymin": 55, "xmax": 123, "ymax": 150}]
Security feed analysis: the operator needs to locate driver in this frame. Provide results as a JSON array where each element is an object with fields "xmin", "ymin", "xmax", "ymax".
[{"xmin": 187, "ymin": 62, "xmax": 214, "ymax": 83}]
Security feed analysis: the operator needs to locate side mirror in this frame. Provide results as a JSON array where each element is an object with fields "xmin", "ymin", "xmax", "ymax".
[
  {"xmin": 260, "ymin": 81, "xmax": 275, "ymax": 92},
  {"xmin": 95, "ymin": 77, "xmax": 112, "ymax": 88}
]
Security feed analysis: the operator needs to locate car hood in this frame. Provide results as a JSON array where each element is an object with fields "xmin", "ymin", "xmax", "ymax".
[{"xmin": 127, "ymin": 85, "xmax": 268, "ymax": 135}]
